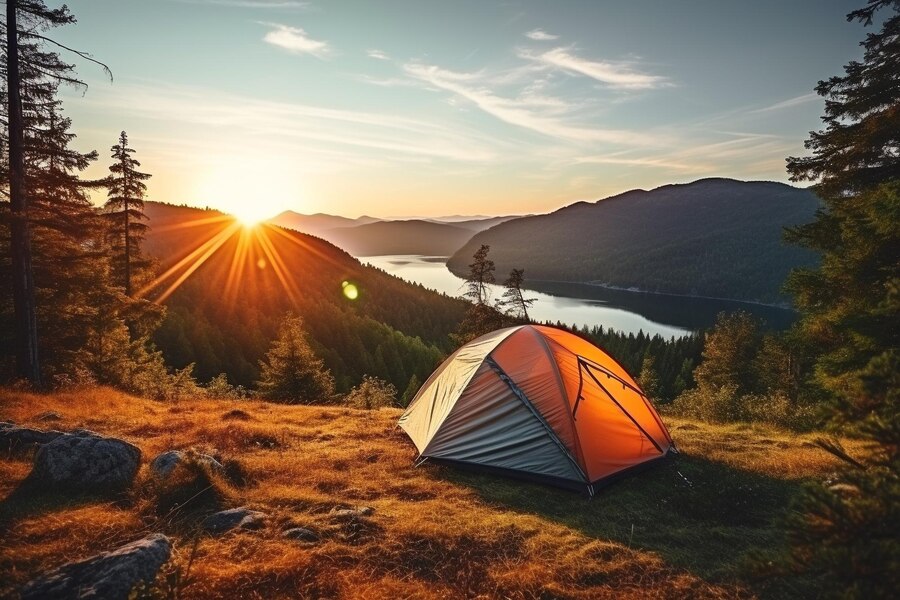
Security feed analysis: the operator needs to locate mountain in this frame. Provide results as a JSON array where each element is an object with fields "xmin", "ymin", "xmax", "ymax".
[
  {"xmin": 268, "ymin": 211, "xmax": 380, "ymax": 238},
  {"xmin": 142, "ymin": 202, "xmax": 466, "ymax": 391},
  {"xmin": 447, "ymin": 178, "xmax": 820, "ymax": 304},
  {"xmin": 269, "ymin": 212, "xmax": 521, "ymax": 257},
  {"xmin": 324, "ymin": 219, "xmax": 477, "ymax": 257},
  {"xmin": 435, "ymin": 215, "xmax": 522, "ymax": 232}
]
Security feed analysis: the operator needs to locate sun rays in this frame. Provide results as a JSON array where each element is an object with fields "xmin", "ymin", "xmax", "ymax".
[{"xmin": 136, "ymin": 214, "xmax": 352, "ymax": 309}]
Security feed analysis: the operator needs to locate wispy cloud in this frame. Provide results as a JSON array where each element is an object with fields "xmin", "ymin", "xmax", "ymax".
[
  {"xmin": 574, "ymin": 155, "xmax": 712, "ymax": 173},
  {"xmin": 748, "ymin": 93, "xmax": 818, "ymax": 114},
  {"xmin": 403, "ymin": 62, "xmax": 656, "ymax": 145},
  {"xmin": 525, "ymin": 29, "xmax": 558, "ymax": 41},
  {"xmin": 262, "ymin": 23, "xmax": 329, "ymax": 57},
  {"xmin": 367, "ymin": 49, "xmax": 390, "ymax": 60},
  {"xmin": 175, "ymin": 0, "xmax": 310, "ymax": 7},
  {"xmin": 520, "ymin": 47, "xmax": 667, "ymax": 89},
  {"xmin": 71, "ymin": 81, "xmax": 505, "ymax": 165}
]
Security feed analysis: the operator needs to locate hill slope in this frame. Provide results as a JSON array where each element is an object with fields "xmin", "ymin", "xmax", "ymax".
[
  {"xmin": 142, "ymin": 202, "xmax": 466, "ymax": 390},
  {"xmin": 448, "ymin": 179, "xmax": 820, "ymax": 304},
  {"xmin": 0, "ymin": 387, "xmax": 853, "ymax": 598}
]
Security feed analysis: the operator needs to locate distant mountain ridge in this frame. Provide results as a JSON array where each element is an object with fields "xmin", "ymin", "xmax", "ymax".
[
  {"xmin": 268, "ymin": 211, "xmax": 521, "ymax": 256},
  {"xmin": 447, "ymin": 178, "xmax": 820, "ymax": 305}
]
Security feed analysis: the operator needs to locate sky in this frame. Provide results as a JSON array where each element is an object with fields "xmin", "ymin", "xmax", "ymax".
[{"xmin": 53, "ymin": 0, "xmax": 867, "ymax": 220}]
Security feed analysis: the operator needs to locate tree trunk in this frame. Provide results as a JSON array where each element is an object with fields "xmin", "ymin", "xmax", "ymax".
[
  {"xmin": 6, "ymin": 1, "xmax": 41, "ymax": 384},
  {"xmin": 124, "ymin": 194, "xmax": 131, "ymax": 296}
]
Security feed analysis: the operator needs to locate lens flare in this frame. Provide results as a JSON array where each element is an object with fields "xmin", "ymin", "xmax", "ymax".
[{"xmin": 342, "ymin": 281, "xmax": 359, "ymax": 300}]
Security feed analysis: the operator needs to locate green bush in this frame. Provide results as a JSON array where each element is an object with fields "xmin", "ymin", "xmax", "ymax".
[{"xmin": 345, "ymin": 375, "xmax": 397, "ymax": 409}]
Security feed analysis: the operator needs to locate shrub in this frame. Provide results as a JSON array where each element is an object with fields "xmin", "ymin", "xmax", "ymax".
[
  {"xmin": 345, "ymin": 375, "xmax": 397, "ymax": 410},
  {"xmin": 205, "ymin": 373, "xmax": 248, "ymax": 400}
]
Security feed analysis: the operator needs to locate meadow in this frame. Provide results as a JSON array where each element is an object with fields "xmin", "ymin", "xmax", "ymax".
[{"xmin": 0, "ymin": 387, "xmax": 857, "ymax": 599}]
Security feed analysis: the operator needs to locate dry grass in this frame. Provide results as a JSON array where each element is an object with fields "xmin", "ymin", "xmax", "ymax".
[{"xmin": 0, "ymin": 387, "xmax": 854, "ymax": 599}]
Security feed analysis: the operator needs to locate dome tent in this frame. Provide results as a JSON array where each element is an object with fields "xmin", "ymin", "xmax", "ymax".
[{"xmin": 398, "ymin": 325, "xmax": 675, "ymax": 495}]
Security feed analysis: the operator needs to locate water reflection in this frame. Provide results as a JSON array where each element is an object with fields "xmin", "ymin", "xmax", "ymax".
[{"xmin": 364, "ymin": 255, "xmax": 796, "ymax": 337}]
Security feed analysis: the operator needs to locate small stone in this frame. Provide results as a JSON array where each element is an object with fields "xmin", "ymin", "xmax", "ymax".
[
  {"xmin": 201, "ymin": 507, "xmax": 266, "ymax": 535},
  {"xmin": 282, "ymin": 527, "xmax": 319, "ymax": 542},
  {"xmin": 35, "ymin": 411, "xmax": 63, "ymax": 422},
  {"xmin": 19, "ymin": 533, "xmax": 171, "ymax": 600},
  {"xmin": 149, "ymin": 450, "xmax": 223, "ymax": 483},
  {"xmin": 330, "ymin": 506, "xmax": 374, "ymax": 518}
]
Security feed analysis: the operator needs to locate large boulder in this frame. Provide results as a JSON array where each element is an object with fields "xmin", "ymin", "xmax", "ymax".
[
  {"xmin": 201, "ymin": 507, "xmax": 266, "ymax": 535},
  {"xmin": 0, "ymin": 421, "xmax": 66, "ymax": 456},
  {"xmin": 28, "ymin": 431, "xmax": 141, "ymax": 493},
  {"xmin": 19, "ymin": 533, "xmax": 172, "ymax": 600}
]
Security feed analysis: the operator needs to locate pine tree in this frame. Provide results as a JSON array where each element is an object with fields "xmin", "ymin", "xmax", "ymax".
[
  {"xmin": 497, "ymin": 268, "xmax": 535, "ymax": 322},
  {"xmin": 400, "ymin": 373, "xmax": 420, "ymax": 406},
  {"xmin": 464, "ymin": 244, "xmax": 495, "ymax": 305},
  {"xmin": 452, "ymin": 244, "xmax": 504, "ymax": 345},
  {"xmin": 104, "ymin": 131, "xmax": 151, "ymax": 296},
  {"xmin": 637, "ymin": 355, "xmax": 660, "ymax": 400},
  {"xmin": 257, "ymin": 313, "xmax": 336, "ymax": 403},
  {"xmin": 780, "ymin": 1, "xmax": 900, "ymax": 594},
  {"xmin": 1, "ymin": 1, "xmax": 111, "ymax": 383}
]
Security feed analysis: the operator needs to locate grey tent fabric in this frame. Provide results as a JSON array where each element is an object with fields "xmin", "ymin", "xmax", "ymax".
[{"xmin": 424, "ymin": 362, "xmax": 584, "ymax": 482}]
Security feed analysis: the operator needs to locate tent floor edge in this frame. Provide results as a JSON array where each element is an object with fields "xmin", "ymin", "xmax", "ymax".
[
  {"xmin": 588, "ymin": 452, "xmax": 675, "ymax": 491},
  {"xmin": 424, "ymin": 457, "xmax": 590, "ymax": 494}
]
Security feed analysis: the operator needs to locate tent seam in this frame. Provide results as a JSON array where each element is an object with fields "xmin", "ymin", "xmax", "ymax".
[
  {"xmin": 485, "ymin": 356, "xmax": 589, "ymax": 484},
  {"xmin": 530, "ymin": 329, "xmax": 588, "ymax": 471}
]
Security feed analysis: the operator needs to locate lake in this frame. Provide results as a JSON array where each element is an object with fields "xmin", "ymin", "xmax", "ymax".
[{"xmin": 363, "ymin": 255, "xmax": 796, "ymax": 338}]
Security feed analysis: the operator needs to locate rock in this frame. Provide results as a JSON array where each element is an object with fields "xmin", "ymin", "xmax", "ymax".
[
  {"xmin": 0, "ymin": 424, "xmax": 65, "ymax": 456},
  {"xmin": 35, "ymin": 411, "xmax": 63, "ymax": 422},
  {"xmin": 149, "ymin": 450, "xmax": 223, "ymax": 482},
  {"xmin": 329, "ymin": 506, "xmax": 374, "ymax": 518},
  {"xmin": 28, "ymin": 433, "xmax": 141, "ymax": 493},
  {"xmin": 282, "ymin": 527, "xmax": 319, "ymax": 542},
  {"xmin": 19, "ymin": 533, "xmax": 171, "ymax": 600},
  {"xmin": 201, "ymin": 507, "xmax": 266, "ymax": 535},
  {"xmin": 70, "ymin": 428, "xmax": 101, "ymax": 438}
]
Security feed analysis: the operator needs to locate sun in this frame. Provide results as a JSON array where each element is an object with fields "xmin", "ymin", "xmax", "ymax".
[
  {"xmin": 232, "ymin": 205, "xmax": 271, "ymax": 228},
  {"xmin": 195, "ymin": 156, "xmax": 301, "ymax": 228}
]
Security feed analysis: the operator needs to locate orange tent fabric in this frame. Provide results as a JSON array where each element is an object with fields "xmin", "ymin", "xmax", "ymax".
[{"xmin": 398, "ymin": 325, "xmax": 675, "ymax": 493}]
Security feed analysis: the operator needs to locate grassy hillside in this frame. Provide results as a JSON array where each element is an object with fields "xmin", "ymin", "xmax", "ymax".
[
  {"xmin": 448, "ymin": 179, "xmax": 820, "ymax": 304},
  {"xmin": 0, "ymin": 387, "xmax": 859, "ymax": 599},
  {"xmin": 142, "ymin": 202, "xmax": 467, "ymax": 391}
]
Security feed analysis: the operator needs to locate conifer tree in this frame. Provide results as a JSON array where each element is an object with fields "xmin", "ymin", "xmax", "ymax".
[
  {"xmin": 104, "ymin": 131, "xmax": 150, "ymax": 296},
  {"xmin": 780, "ymin": 1, "xmax": 899, "ymax": 594},
  {"xmin": 464, "ymin": 244, "xmax": 495, "ymax": 305},
  {"xmin": 638, "ymin": 355, "xmax": 660, "ymax": 400},
  {"xmin": 257, "ymin": 313, "xmax": 336, "ymax": 403},
  {"xmin": 497, "ymin": 268, "xmax": 535, "ymax": 322},
  {"xmin": 451, "ymin": 244, "xmax": 505, "ymax": 345},
  {"xmin": 1, "ymin": 1, "xmax": 110, "ymax": 383},
  {"xmin": 400, "ymin": 373, "xmax": 420, "ymax": 406}
]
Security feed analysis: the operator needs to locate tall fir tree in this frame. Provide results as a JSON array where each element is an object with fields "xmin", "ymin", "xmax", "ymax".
[
  {"xmin": 104, "ymin": 131, "xmax": 150, "ymax": 296},
  {"xmin": 780, "ymin": 0, "xmax": 899, "ymax": 594},
  {"xmin": 1, "ymin": 1, "xmax": 113, "ymax": 382}
]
